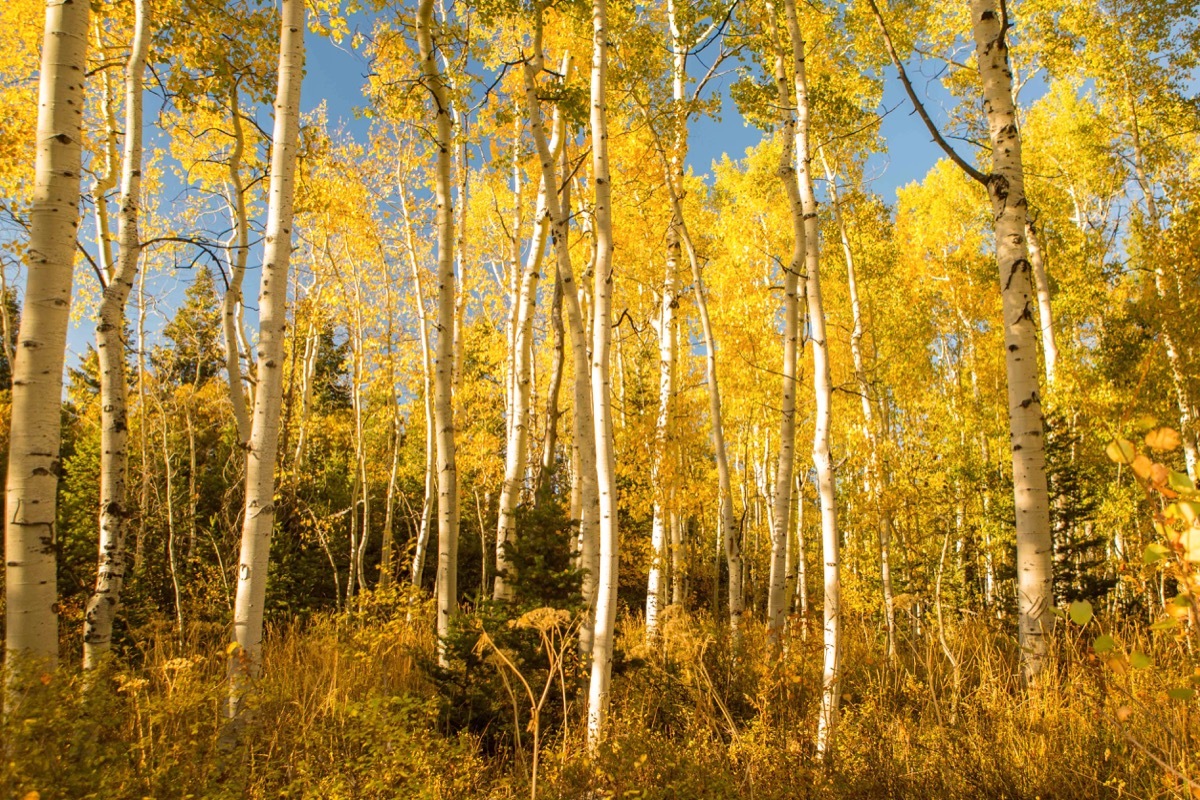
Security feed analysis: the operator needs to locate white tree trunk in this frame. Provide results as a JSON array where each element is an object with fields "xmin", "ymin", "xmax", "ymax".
[
  {"xmin": 228, "ymin": 0, "xmax": 304, "ymax": 717},
  {"xmin": 971, "ymin": 0, "xmax": 1053, "ymax": 683},
  {"xmin": 780, "ymin": 0, "xmax": 842, "ymax": 755},
  {"xmin": 1025, "ymin": 220, "xmax": 1058, "ymax": 387},
  {"xmin": 494, "ymin": 43, "xmax": 568, "ymax": 600},
  {"xmin": 5, "ymin": 0, "xmax": 90, "ymax": 681},
  {"xmin": 84, "ymin": 0, "xmax": 150, "ymax": 670},
  {"xmin": 766, "ymin": 2, "xmax": 805, "ymax": 651},
  {"xmin": 222, "ymin": 81, "xmax": 253, "ymax": 446},
  {"xmin": 821, "ymin": 152, "xmax": 894, "ymax": 660},
  {"xmin": 586, "ymin": 0, "xmax": 619, "ymax": 750},
  {"xmin": 645, "ymin": 229, "xmax": 677, "ymax": 642},
  {"xmin": 417, "ymin": 0, "xmax": 460, "ymax": 661}
]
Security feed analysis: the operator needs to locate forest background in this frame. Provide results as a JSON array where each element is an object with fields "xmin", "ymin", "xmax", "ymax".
[{"xmin": 1, "ymin": 0, "xmax": 1200, "ymax": 797}]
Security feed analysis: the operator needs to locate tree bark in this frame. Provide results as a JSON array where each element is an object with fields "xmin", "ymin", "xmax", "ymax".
[
  {"xmin": 83, "ymin": 0, "xmax": 150, "ymax": 670},
  {"xmin": 222, "ymin": 79, "xmax": 253, "ymax": 446},
  {"xmin": 5, "ymin": 0, "xmax": 90, "ymax": 682},
  {"xmin": 1025, "ymin": 220, "xmax": 1058, "ymax": 388},
  {"xmin": 970, "ymin": 0, "xmax": 1053, "ymax": 683},
  {"xmin": 228, "ymin": 0, "xmax": 304, "ymax": 717},
  {"xmin": 417, "ymin": 0, "xmax": 460, "ymax": 662},
  {"xmin": 586, "ymin": 0, "xmax": 619, "ymax": 750}
]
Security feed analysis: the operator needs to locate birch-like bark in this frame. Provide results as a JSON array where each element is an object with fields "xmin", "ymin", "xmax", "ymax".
[
  {"xmin": 820, "ymin": 152, "xmax": 894, "ymax": 660},
  {"xmin": 523, "ymin": 48, "xmax": 601, "ymax": 652},
  {"xmin": 1025, "ymin": 220, "xmax": 1058, "ymax": 387},
  {"xmin": 228, "ymin": 0, "xmax": 304, "ymax": 717},
  {"xmin": 495, "ymin": 38, "xmax": 567, "ymax": 600},
  {"xmin": 417, "ymin": 0, "xmax": 460, "ymax": 661},
  {"xmin": 5, "ymin": 0, "xmax": 89, "ymax": 681},
  {"xmin": 399, "ymin": 183, "xmax": 437, "ymax": 589},
  {"xmin": 658, "ymin": 150, "xmax": 742, "ymax": 639},
  {"xmin": 781, "ymin": 0, "xmax": 842, "ymax": 754},
  {"xmin": 586, "ymin": 0, "xmax": 619, "ymax": 750},
  {"xmin": 766, "ymin": 2, "xmax": 804, "ymax": 651},
  {"xmin": 970, "ymin": 0, "xmax": 1053, "ymax": 683},
  {"xmin": 222, "ymin": 80, "xmax": 252, "ymax": 446},
  {"xmin": 84, "ymin": 0, "xmax": 150, "ymax": 670}
]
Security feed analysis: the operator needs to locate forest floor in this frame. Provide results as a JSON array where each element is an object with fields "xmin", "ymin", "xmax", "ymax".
[{"xmin": 4, "ymin": 592, "xmax": 1190, "ymax": 799}]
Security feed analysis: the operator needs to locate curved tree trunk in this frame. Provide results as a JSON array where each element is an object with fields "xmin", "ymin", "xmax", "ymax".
[
  {"xmin": 417, "ymin": 0, "xmax": 460, "ymax": 662},
  {"xmin": 84, "ymin": 0, "xmax": 151, "ymax": 670},
  {"xmin": 586, "ymin": 0, "xmax": 619, "ymax": 750},
  {"xmin": 222, "ymin": 80, "xmax": 253, "ymax": 447},
  {"xmin": 970, "ymin": 0, "xmax": 1053, "ymax": 684},
  {"xmin": 228, "ymin": 0, "xmax": 304, "ymax": 717},
  {"xmin": 5, "ymin": 0, "xmax": 90, "ymax": 683},
  {"xmin": 495, "ymin": 38, "xmax": 568, "ymax": 600}
]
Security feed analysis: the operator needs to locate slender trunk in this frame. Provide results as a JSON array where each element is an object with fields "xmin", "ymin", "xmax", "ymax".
[
  {"xmin": 228, "ymin": 0, "xmax": 304, "ymax": 717},
  {"xmin": 820, "ymin": 152, "xmax": 893, "ymax": 660},
  {"xmin": 1128, "ymin": 96, "xmax": 1197, "ymax": 479},
  {"xmin": 83, "ymin": 0, "xmax": 150, "ymax": 670},
  {"xmin": 794, "ymin": 473, "xmax": 808, "ymax": 619},
  {"xmin": 1025, "ymin": 220, "xmax": 1058, "ymax": 387},
  {"xmin": 523, "ymin": 49, "xmax": 600, "ymax": 652},
  {"xmin": 496, "ymin": 43, "xmax": 567, "ymax": 600},
  {"xmin": 971, "ymin": 0, "xmax": 1052, "ymax": 683},
  {"xmin": 5, "ymin": 0, "xmax": 90, "ymax": 681},
  {"xmin": 417, "ymin": 0, "xmax": 459, "ymax": 660},
  {"xmin": 539, "ymin": 258, "xmax": 565, "ymax": 496},
  {"xmin": 766, "ymin": 2, "xmax": 805, "ymax": 651},
  {"xmin": 399, "ymin": 184, "xmax": 438, "ymax": 589},
  {"xmin": 136, "ymin": 269, "xmax": 150, "ymax": 573},
  {"xmin": 658, "ymin": 150, "xmax": 742, "ymax": 638},
  {"xmin": 222, "ymin": 80, "xmax": 252, "ymax": 446},
  {"xmin": 586, "ymin": 0, "xmax": 619, "ymax": 750},
  {"xmin": 670, "ymin": 512, "xmax": 684, "ymax": 607}
]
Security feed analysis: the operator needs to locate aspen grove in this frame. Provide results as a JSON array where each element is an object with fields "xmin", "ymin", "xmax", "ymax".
[{"xmin": 2, "ymin": 0, "xmax": 1200, "ymax": 795}]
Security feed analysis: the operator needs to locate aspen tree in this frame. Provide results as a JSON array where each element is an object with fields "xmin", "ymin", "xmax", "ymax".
[
  {"xmin": 586, "ymin": 0, "xmax": 619, "ymax": 749},
  {"xmin": 5, "ymin": 0, "xmax": 90, "ymax": 680},
  {"xmin": 228, "ymin": 0, "xmax": 304, "ymax": 716},
  {"xmin": 820, "ymin": 152, "xmax": 894, "ymax": 659},
  {"xmin": 969, "ymin": 0, "xmax": 1053, "ymax": 681},
  {"xmin": 417, "ymin": 0, "xmax": 460, "ymax": 659},
  {"xmin": 222, "ymin": 78, "xmax": 253, "ymax": 446},
  {"xmin": 84, "ymin": 0, "xmax": 151, "ymax": 670},
  {"xmin": 764, "ymin": 0, "xmax": 804, "ymax": 651},
  {"xmin": 870, "ymin": 0, "xmax": 1053, "ymax": 683},
  {"xmin": 1025, "ymin": 220, "xmax": 1058, "ymax": 387},
  {"xmin": 495, "ymin": 30, "xmax": 568, "ymax": 601}
]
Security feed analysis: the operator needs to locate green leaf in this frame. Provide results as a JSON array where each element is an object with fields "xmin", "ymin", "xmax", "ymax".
[
  {"xmin": 1150, "ymin": 618, "xmax": 1179, "ymax": 632},
  {"xmin": 1093, "ymin": 634, "xmax": 1116, "ymax": 654},
  {"xmin": 1169, "ymin": 470, "xmax": 1197, "ymax": 494},
  {"xmin": 1049, "ymin": 607, "xmax": 1066, "ymax": 619},
  {"xmin": 1171, "ymin": 593, "xmax": 1193, "ymax": 608},
  {"xmin": 1144, "ymin": 543, "xmax": 1170, "ymax": 565},
  {"xmin": 1130, "ymin": 651, "xmax": 1152, "ymax": 670},
  {"xmin": 1166, "ymin": 688, "xmax": 1196, "ymax": 701},
  {"xmin": 1069, "ymin": 600, "xmax": 1094, "ymax": 626}
]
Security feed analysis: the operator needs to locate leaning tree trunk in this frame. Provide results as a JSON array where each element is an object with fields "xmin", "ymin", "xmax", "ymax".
[
  {"xmin": 417, "ymin": 0, "xmax": 460, "ymax": 662},
  {"xmin": 586, "ymin": 0, "xmax": 620, "ymax": 751},
  {"xmin": 84, "ymin": 0, "xmax": 150, "ymax": 670},
  {"xmin": 970, "ymin": 0, "xmax": 1052, "ymax": 684},
  {"xmin": 222, "ymin": 79, "xmax": 253, "ymax": 446},
  {"xmin": 782, "ymin": 0, "xmax": 841, "ymax": 756},
  {"xmin": 494, "ymin": 41, "xmax": 568, "ymax": 601},
  {"xmin": 5, "ymin": 0, "xmax": 90, "ymax": 683},
  {"xmin": 228, "ymin": 0, "xmax": 304, "ymax": 718},
  {"xmin": 765, "ymin": 1, "xmax": 804, "ymax": 652},
  {"xmin": 523, "ymin": 47, "xmax": 601, "ymax": 654}
]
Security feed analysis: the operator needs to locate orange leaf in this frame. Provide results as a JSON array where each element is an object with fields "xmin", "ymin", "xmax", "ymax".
[{"xmin": 1145, "ymin": 427, "xmax": 1182, "ymax": 452}]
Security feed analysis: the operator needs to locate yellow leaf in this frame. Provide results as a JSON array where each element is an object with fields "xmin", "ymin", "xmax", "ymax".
[
  {"xmin": 226, "ymin": 641, "xmax": 241, "ymax": 656},
  {"xmin": 1130, "ymin": 455, "xmax": 1154, "ymax": 481},
  {"xmin": 1115, "ymin": 705, "xmax": 1133, "ymax": 722},
  {"xmin": 1145, "ymin": 427, "xmax": 1182, "ymax": 452},
  {"xmin": 1181, "ymin": 527, "xmax": 1200, "ymax": 563},
  {"xmin": 1106, "ymin": 438, "xmax": 1137, "ymax": 465}
]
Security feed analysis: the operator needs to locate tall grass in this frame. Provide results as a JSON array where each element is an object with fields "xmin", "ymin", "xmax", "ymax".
[{"xmin": 4, "ymin": 596, "xmax": 1192, "ymax": 799}]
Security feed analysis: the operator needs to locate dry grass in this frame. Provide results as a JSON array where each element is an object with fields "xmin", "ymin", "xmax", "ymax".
[{"xmin": 3, "ymin": 596, "xmax": 1194, "ymax": 799}]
